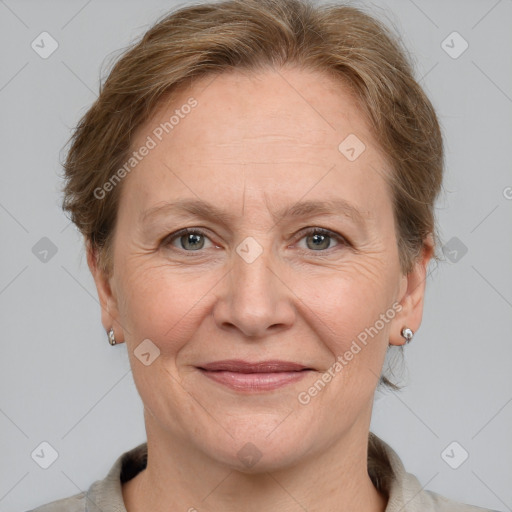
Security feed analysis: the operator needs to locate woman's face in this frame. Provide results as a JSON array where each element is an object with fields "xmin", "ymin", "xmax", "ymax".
[{"xmin": 91, "ymin": 66, "xmax": 429, "ymax": 471}]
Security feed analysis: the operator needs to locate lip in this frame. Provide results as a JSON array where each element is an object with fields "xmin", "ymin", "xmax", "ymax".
[
  {"xmin": 199, "ymin": 359, "xmax": 310, "ymax": 372},
  {"xmin": 197, "ymin": 359, "xmax": 312, "ymax": 392}
]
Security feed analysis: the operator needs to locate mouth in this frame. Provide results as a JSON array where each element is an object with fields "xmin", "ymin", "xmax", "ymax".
[{"xmin": 196, "ymin": 360, "xmax": 313, "ymax": 392}]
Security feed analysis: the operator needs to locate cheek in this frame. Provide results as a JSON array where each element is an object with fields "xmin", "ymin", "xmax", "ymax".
[
  {"xmin": 295, "ymin": 260, "xmax": 398, "ymax": 406},
  {"xmin": 293, "ymin": 263, "xmax": 397, "ymax": 414},
  {"xmin": 116, "ymin": 266, "xmax": 214, "ymax": 415},
  {"xmin": 299, "ymin": 257, "xmax": 397, "ymax": 341},
  {"xmin": 117, "ymin": 263, "xmax": 219, "ymax": 353},
  {"xmin": 116, "ymin": 240, "xmax": 399, "ymax": 365}
]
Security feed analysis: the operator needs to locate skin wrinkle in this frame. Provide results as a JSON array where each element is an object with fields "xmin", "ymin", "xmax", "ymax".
[
  {"xmin": 138, "ymin": 196, "xmax": 371, "ymax": 235},
  {"xmin": 88, "ymin": 66, "xmax": 432, "ymax": 512}
]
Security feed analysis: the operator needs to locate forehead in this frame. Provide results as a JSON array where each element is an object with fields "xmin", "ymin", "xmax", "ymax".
[
  {"xmin": 122, "ymin": 66, "xmax": 391, "ymax": 217},
  {"xmin": 148, "ymin": 66, "xmax": 373, "ymax": 154}
]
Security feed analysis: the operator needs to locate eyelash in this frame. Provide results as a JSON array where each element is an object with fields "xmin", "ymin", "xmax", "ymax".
[{"xmin": 161, "ymin": 227, "xmax": 350, "ymax": 256}]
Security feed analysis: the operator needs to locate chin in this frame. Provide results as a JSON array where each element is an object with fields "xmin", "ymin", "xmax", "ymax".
[
  {"xmin": 195, "ymin": 418, "xmax": 320, "ymax": 473},
  {"xmin": 213, "ymin": 440, "xmax": 308, "ymax": 474}
]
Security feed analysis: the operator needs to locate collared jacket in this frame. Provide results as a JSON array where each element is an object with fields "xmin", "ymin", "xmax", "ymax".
[{"xmin": 29, "ymin": 432, "xmax": 499, "ymax": 511}]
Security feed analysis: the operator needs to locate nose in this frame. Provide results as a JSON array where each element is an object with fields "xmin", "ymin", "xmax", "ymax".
[{"xmin": 212, "ymin": 241, "xmax": 296, "ymax": 339}]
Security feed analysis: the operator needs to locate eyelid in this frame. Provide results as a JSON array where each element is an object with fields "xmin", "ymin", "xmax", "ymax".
[
  {"xmin": 162, "ymin": 227, "xmax": 216, "ymax": 249},
  {"xmin": 292, "ymin": 227, "xmax": 350, "ymax": 251},
  {"xmin": 162, "ymin": 226, "xmax": 350, "ymax": 254}
]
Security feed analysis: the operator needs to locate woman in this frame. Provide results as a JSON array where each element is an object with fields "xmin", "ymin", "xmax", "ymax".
[{"xmin": 31, "ymin": 0, "xmax": 498, "ymax": 510}]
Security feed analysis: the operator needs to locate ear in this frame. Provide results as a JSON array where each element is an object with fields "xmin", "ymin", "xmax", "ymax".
[
  {"xmin": 389, "ymin": 235, "xmax": 434, "ymax": 346},
  {"xmin": 86, "ymin": 241, "xmax": 124, "ymax": 344}
]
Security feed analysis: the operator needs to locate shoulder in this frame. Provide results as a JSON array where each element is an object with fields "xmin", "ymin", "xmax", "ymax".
[
  {"xmin": 28, "ymin": 491, "xmax": 86, "ymax": 512},
  {"xmin": 422, "ymin": 488, "xmax": 499, "ymax": 512},
  {"xmin": 368, "ymin": 432, "xmax": 499, "ymax": 512},
  {"xmin": 27, "ymin": 442, "xmax": 147, "ymax": 512}
]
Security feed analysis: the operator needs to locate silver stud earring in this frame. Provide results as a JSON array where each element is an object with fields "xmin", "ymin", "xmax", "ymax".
[
  {"xmin": 401, "ymin": 327, "xmax": 414, "ymax": 344},
  {"xmin": 108, "ymin": 327, "xmax": 117, "ymax": 346}
]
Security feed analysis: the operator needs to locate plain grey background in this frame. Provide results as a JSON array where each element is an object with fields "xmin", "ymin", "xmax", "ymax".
[{"xmin": 0, "ymin": 0, "xmax": 511, "ymax": 510}]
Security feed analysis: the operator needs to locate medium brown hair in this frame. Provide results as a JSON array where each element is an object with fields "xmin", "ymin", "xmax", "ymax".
[{"xmin": 61, "ymin": 0, "xmax": 443, "ymax": 387}]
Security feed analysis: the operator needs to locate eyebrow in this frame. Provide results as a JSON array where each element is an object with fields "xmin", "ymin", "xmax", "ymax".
[{"xmin": 140, "ymin": 197, "xmax": 369, "ymax": 229}]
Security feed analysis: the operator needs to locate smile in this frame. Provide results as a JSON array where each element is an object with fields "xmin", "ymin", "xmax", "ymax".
[{"xmin": 197, "ymin": 360, "xmax": 313, "ymax": 392}]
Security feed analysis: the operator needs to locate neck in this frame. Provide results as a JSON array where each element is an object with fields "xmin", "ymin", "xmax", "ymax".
[{"xmin": 123, "ymin": 414, "xmax": 387, "ymax": 512}]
